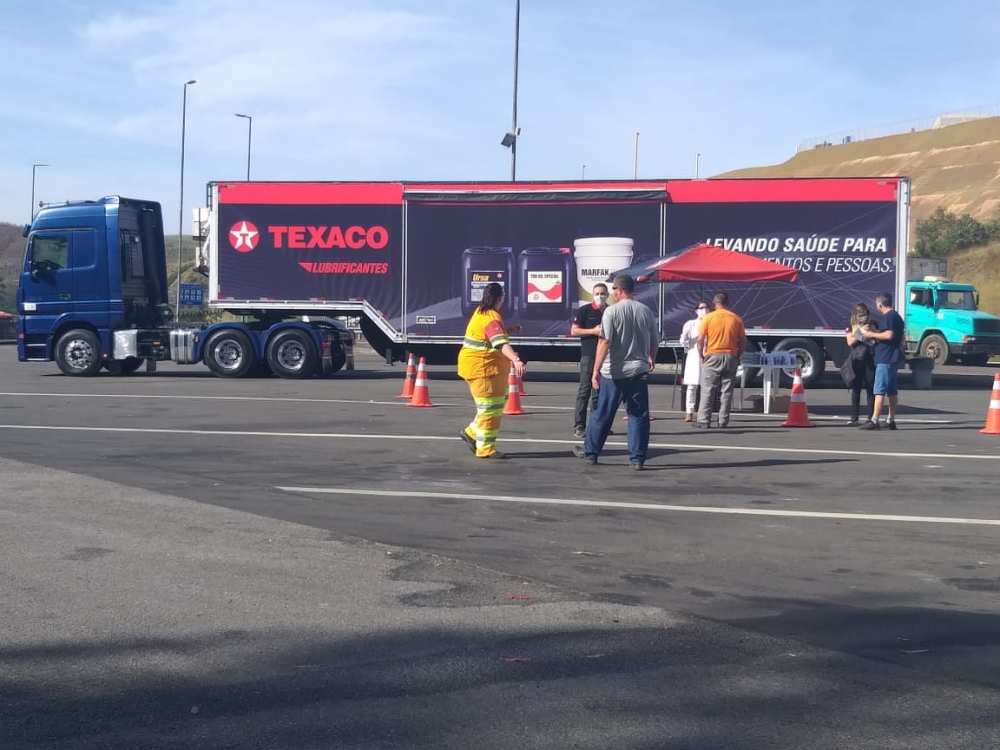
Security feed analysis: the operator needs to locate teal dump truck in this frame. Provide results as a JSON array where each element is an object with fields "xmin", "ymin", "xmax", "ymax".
[{"xmin": 904, "ymin": 270, "xmax": 1000, "ymax": 366}]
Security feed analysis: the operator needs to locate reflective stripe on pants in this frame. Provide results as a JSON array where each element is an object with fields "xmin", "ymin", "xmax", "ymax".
[{"xmin": 463, "ymin": 371, "xmax": 509, "ymax": 457}]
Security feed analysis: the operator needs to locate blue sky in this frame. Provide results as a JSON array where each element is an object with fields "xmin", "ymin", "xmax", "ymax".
[{"xmin": 2, "ymin": 0, "xmax": 999, "ymax": 228}]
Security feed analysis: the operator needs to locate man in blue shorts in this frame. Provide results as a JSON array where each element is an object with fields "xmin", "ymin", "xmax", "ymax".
[{"xmin": 859, "ymin": 292, "xmax": 905, "ymax": 430}]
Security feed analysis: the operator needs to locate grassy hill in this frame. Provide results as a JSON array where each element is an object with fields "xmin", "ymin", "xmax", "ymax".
[
  {"xmin": 720, "ymin": 116, "xmax": 1000, "ymax": 224},
  {"xmin": 720, "ymin": 117, "xmax": 1000, "ymax": 314}
]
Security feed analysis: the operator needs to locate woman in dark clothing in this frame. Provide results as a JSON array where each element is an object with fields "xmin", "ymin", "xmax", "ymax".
[{"xmin": 843, "ymin": 302, "xmax": 877, "ymax": 425}]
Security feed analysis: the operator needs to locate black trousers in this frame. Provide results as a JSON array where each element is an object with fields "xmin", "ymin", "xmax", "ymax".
[
  {"xmin": 850, "ymin": 361, "xmax": 875, "ymax": 421},
  {"xmin": 574, "ymin": 355, "xmax": 600, "ymax": 429}
]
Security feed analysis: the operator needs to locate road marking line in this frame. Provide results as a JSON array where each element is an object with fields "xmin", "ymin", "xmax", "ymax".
[
  {"xmin": 0, "ymin": 423, "xmax": 997, "ymax": 462},
  {"xmin": 0, "ymin": 391, "xmax": 957, "ymax": 422},
  {"xmin": 0, "ymin": 391, "xmax": 453, "ymax": 408},
  {"xmin": 275, "ymin": 486, "xmax": 1000, "ymax": 528}
]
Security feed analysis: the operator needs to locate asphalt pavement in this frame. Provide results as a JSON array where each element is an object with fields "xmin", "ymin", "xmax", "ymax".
[{"xmin": 2, "ymin": 347, "xmax": 1000, "ymax": 748}]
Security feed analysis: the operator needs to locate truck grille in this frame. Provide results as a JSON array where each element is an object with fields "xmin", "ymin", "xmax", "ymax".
[{"xmin": 973, "ymin": 319, "xmax": 1000, "ymax": 334}]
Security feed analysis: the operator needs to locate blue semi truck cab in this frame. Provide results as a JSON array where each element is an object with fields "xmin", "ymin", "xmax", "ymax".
[{"xmin": 16, "ymin": 196, "xmax": 354, "ymax": 378}]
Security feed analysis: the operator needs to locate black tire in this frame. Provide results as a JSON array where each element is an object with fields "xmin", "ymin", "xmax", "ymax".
[
  {"xmin": 266, "ymin": 329, "xmax": 317, "ymax": 379},
  {"xmin": 203, "ymin": 329, "xmax": 255, "ymax": 378},
  {"xmin": 55, "ymin": 329, "xmax": 103, "ymax": 377},
  {"xmin": 774, "ymin": 337, "xmax": 825, "ymax": 388},
  {"xmin": 919, "ymin": 333, "xmax": 949, "ymax": 368},
  {"xmin": 104, "ymin": 358, "xmax": 143, "ymax": 376}
]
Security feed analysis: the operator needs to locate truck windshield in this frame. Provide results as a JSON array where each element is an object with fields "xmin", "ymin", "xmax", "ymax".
[{"xmin": 937, "ymin": 290, "xmax": 977, "ymax": 310}]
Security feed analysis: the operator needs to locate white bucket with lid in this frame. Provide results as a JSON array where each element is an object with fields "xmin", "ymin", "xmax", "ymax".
[{"xmin": 573, "ymin": 237, "xmax": 634, "ymax": 304}]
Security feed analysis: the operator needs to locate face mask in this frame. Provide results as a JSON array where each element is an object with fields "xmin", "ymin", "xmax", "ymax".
[
  {"xmin": 593, "ymin": 293, "xmax": 608, "ymax": 307},
  {"xmin": 696, "ymin": 308, "xmax": 707, "ymax": 319},
  {"xmin": 857, "ymin": 315, "xmax": 869, "ymax": 324}
]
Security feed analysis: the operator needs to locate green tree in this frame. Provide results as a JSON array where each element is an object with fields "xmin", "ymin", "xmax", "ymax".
[
  {"xmin": 914, "ymin": 207, "xmax": 988, "ymax": 257},
  {"xmin": 983, "ymin": 210, "xmax": 1000, "ymax": 242}
]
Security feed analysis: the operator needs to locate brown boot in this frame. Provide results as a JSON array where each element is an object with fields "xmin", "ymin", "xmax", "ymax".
[{"xmin": 684, "ymin": 413, "xmax": 693, "ymax": 422}]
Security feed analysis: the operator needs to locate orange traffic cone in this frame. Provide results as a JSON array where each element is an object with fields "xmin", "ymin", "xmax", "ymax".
[
  {"xmin": 516, "ymin": 372, "xmax": 529, "ymax": 396},
  {"xmin": 782, "ymin": 368, "xmax": 814, "ymax": 427},
  {"xmin": 407, "ymin": 357, "xmax": 434, "ymax": 407},
  {"xmin": 503, "ymin": 370, "xmax": 527, "ymax": 415},
  {"xmin": 397, "ymin": 352, "xmax": 416, "ymax": 399},
  {"xmin": 981, "ymin": 372, "xmax": 1000, "ymax": 434}
]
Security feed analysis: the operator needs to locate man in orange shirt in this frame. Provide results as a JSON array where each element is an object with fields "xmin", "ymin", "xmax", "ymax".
[{"xmin": 695, "ymin": 292, "xmax": 746, "ymax": 429}]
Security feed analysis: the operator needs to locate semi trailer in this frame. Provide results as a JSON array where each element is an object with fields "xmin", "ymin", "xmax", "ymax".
[{"xmin": 22, "ymin": 177, "xmax": 995, "ymax": 383}]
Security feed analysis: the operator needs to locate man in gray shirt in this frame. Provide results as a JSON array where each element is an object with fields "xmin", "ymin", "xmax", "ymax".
[{"xmin": 573, "ymin": 274, "xmax": 659, "ymax": 470}]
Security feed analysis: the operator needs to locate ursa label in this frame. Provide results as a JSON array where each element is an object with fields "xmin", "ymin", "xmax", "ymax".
[
  {"xmin": 469, "ymin": 270, "xmax": 506, "ymax": 302},
  {"xmin": 526, "ymin": 271, "xmax": 563, "ymax": 303}
]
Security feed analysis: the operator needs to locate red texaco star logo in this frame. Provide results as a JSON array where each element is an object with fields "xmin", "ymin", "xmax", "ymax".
[{"xmin": 229, "ymin": 221, "xmax": 259, "ymax": 252}]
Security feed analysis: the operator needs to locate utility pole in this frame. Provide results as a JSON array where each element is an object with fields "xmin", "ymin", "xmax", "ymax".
[
  {"xmin": 176, "ymin": 79, "xmax": 196, "ymax": 320},
  {"xmin": 235, "ymin": 113, "xmax": 252, "ymax": 180},
  {"xmin": 31, "ymin": 163, "xmax": 49, "ymax": 220},
  {"xmin": 633, "ymin": 132, "xmax": 639, "ymax": 179},
  {"xmin": 510, "ymin": 0, "xmax": 520, "ymax": 180}
]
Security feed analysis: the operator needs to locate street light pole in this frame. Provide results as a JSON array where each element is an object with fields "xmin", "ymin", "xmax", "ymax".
[
  {"xmin": 510, "ymin": 0, "xmax": 520, "ymax": 181},
  {"xmin": 31, "ymin": 163, "xmax": 49, "ymax": 220},
  {"xmin": 176, "ymin": 79, "xmax": 196, "ymax": 321},
  {"xmin": 633, "ymin": 132, "xmax": 639, "ymax": 179},
  {"xmin": 235, "ymin": 113, "xmax": 252, "ymax": 181}
]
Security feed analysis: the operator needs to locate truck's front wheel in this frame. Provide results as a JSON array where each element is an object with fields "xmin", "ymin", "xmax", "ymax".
[
  {"xmin": 55, "ymin": 329, "xmax": 103, "ymax": 377},
  {"xmin": 204, "ymin": 330, "xmax": 255, "ymax": 378},
  {"xmin": 266, "ymin": 329, "xmax": 317, "ymax": 379},
  {"xmin": 919, "ymin": 334, "xmax": 949, "ymax": 368}
]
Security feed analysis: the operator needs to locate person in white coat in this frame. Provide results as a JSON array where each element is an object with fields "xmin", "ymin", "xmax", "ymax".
[{"xmin": 680, "ymin": 301, "xmax": 709, "ymax": 422}]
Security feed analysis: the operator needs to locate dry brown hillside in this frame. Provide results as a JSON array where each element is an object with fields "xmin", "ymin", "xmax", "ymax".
[
  {"xmin": 720, "ymin": 117, "xmax": 1000, "ymax": 224},
  {"xmin": 719, "ymin": 118, "xmax": 1000, "ymax": 316}
]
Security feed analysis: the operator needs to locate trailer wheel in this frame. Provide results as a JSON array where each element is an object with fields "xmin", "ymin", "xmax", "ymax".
[
  {"xmin": 774, "ymin": 338, "xmax": 825, "ymax": 388},
  {"xmin": 104, "ymin": 358, "xmax": 143, "ymax": 376},
  {"xmin": 266, "ymin": 329, "xmax": 317, "ymax": 379},
  {"xmin": 55, "ymin": 329, "xmax": 103, "ymax": 377},
  {"xmin": 204, "ymin": 329, "xmax": 255, "ymax": 378},
  {"xmin": 918, "ymin": 333, "xmax": 949, "ymax": 368}
]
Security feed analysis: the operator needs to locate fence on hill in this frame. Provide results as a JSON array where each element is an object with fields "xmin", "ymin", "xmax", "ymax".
[{"xmin": 796, "ymin": 103, "xmax": 1000, "ymax": 153}]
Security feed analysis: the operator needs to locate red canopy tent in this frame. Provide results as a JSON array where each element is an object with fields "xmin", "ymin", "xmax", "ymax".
[{"xmin": 612, "ymin": 242, "xmax": 799, "ymax": 284}]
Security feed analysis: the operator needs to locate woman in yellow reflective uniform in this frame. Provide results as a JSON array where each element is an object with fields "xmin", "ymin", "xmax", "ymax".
[{"xmin": 457, "ymin": 282, "xmax": 525, "ymax": 459}]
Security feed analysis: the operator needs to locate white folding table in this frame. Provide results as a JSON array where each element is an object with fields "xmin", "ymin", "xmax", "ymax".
[{"xmin": 739, "ymin": 352, "xmax": 798, "ymax": 414}]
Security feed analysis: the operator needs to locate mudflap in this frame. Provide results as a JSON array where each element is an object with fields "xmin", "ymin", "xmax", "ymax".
[{"xmin": 320, "ymin": 338, "xmax": 334, "ymax": 375}]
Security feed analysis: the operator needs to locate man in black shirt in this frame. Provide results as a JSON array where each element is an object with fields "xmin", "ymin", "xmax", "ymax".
[{"xmin": 570, "ymin": 283, "xmax": 609, "ymax": 437}]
